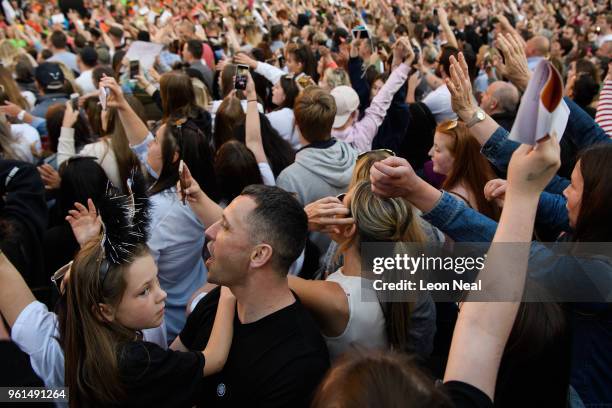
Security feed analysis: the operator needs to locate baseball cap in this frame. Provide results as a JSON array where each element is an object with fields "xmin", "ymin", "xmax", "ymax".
[
  {"xmin": 35, "ymin": 62, "xmax": 65, "ymax": 91},
  {"xmin": 331, "ymin": 86, "xmax": 360, "ymax": 128}
]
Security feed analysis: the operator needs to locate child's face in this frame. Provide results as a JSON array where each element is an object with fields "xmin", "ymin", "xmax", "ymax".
[{"xmin": 113, "ymin": 254, "xmax": 167, "ymax": 330}]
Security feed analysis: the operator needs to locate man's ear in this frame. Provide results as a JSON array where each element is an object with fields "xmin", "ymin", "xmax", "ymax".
[
  {"xmin": 250, "ymin": 244, "xmax": 274, "ymax": 269},
  {"xmin": 94, "ymin": 303, "xmax": 115, "ymax": 323}
]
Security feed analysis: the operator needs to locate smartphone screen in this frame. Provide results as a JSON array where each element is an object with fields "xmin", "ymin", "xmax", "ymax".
[
  {"xmin": 129, "ymin": 60, "xmax": 139, "ymax": 79},
  {"xmin": 234, "ymin": 64, "xmax": 249, "ymax": 90}
]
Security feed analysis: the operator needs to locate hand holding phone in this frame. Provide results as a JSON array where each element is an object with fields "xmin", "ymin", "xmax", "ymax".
[
  {"xmin": 99, "ymin": 86, "xmax": 109, "ymax": 111},
  {"xmin": 234, "ymin": 64, "xmax": 249, "ymax": 90},
  {"xmin": 129, "ymin": 60, "xmax": 140, "ymax": 80}
]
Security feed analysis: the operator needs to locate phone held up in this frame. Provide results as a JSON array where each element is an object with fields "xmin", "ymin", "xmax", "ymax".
[
  {"xmin": 234, "ymin": 64, "xmax": 249, "ymax": 90},
  {"xmin": 129, "ymin": 60, "xmax": 140, "ymax": 80}
]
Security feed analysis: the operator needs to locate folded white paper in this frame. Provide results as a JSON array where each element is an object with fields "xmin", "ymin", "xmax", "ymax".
[
  {"xmin": 125, "ymin": 41, "xmax": 164, "ymax": 70},
  {"xmin": 509, "ymin": 60, "xmax": 570, "ymax": 145}
]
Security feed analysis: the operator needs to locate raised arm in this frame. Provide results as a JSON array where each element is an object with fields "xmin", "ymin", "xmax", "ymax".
[
  {"xmin": 178, "ymin": 163, "xmax": 223, "ymax": 227},
  {"xmin": 99, "ymin": 75, "xmax": 150, "ymax": 147},
  {"xmin": 202, "ymin": 286, "xmax": 236, "ymax": 376},
  {"xmin": 57, "ymin": 101, "xmax": 80, "ymax": 166},
  {"xmin": 0, "ymin": 253, "xmax": 36, "ymax": 327},
  {"xmin": 245, "ymin": 74, "xmax": 268, "ymax": 164},
  {"xmin": 437, "ymin": 8, "xmax": 458, "ymax": 49},
  {"xmin": 444, "ymin": 135, "xmax": 561, "ymax": 399},
  {"xmin": 234, "ymin": 53, "xmax": 286, "ymax": 85}
]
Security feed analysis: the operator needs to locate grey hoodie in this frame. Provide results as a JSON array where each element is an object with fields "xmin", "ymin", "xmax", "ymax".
[
  {"xmin": 277, "ymin": 139, "xmax": 357, "ymax": 256},
  {"xmin": 277, "ymin": 139, "xmax": 356, "ymax": 205}
]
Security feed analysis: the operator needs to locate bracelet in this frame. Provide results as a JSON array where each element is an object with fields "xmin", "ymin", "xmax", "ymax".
[
  {"xmin": 17, "ymin": 110, "xmax": 26, "ymax": 121},
  {"xmin": 247, "ymin": 99, "xmax": 258, "ymax": 103}
]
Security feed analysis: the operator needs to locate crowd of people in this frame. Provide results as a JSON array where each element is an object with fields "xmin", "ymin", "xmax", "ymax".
[{"xmin": 0, "ymin": 0, "xmax": 610, "ymax": 406}]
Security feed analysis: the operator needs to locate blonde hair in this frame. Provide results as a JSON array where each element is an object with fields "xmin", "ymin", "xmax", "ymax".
[
  {"xmin": 323, "ymin": 68, "xmax": 351, "ymax": 90},
  {"xmin": 0, "ymin": 40, "xmax": 20, "ymax": 68},
  {"xmin": 347, "ymin": 180, "xmax": 426, "ymax": 249},
  {"xmin": 191, "ymin": 78, "xmax": 211, "ymax": 110},
  {"xmin": 349, "ymin": 150, "xmax": 393, "ymax": 188}
]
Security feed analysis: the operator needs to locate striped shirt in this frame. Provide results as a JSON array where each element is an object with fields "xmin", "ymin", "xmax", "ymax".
[{"xmin": 595, "ymin": 80, "xmax": 612, "ymax": 137}]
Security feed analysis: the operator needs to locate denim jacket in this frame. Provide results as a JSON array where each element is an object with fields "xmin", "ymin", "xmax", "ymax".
[{"xmin": 422, "ymin": 191, "xmax": 612, "ymax": 405}]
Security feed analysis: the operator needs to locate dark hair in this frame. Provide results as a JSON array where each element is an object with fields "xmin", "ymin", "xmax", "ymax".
[
  {"xmin": 57, "ymin": 157, "xmax": 110, "ymax": 217},
  {"xmin": 15, "ymin": 55, "xmax": 35, "ymax": 83},
  {"xmin": 40, "ymin": 49, "xmax": 53, "ymax": 60},
  {"xmin": 438, "ymin": 46, "xmax": 460, "ymax": 78},
  {"xmin": 276, "ymin": 75, "xmax": 300, "ymax": 110},
  {"xmin": 214, "ymin": 140, "xmax": 263, "ymax": 203},
  {"xmin": 311, "ymin": 349, "xmax": 453, "ymax": 408},
  {"xmin": 149, "ymin": 121, "xmax": 217, "ymax": 200},
  {"xmin": 271, "ymin": 24, "xmax": 284, "ymax": 40},
  {"xmin": 573, "ymin": 143, "xmax": 612, "ymax": 241},
  {"xmin": 111, "ymin": 51, "xmax": 126, "ymax": 77},
  {"xmin": 572, "ymin": 75, "xmax": 599, "ymax": 108},
  {"xmin": 241, "ymin": 184, "xmax": 308, "ymax": 273},
  {"xmin": 50, "ymin": 30, "xmax": 68, "ymax": 49},
  {"xmin": 214, "ymin": 96, "xmax": 245, "ymax": 150},
  {"xmin": 79, "ymin": 46, "xmax": 98, "ymax": 68},
  {"xmin": 233, "ymin": 114, "xmax": 295, "ymax": 177},
  {"xmin": 137, "ymin": 30, "xmax": 150, "ymax": 42},
  {"xmin": 159, "ymin": 71, "xmax": 197, "ymax": 121},
  {"xmin": 287, "ymin": 43, "xmax": 318, "ymax": 80},
  {"xmin": 92, "ymin": 65, "xmax": 117, "ymax": 87},
  {"xmin": 186, "ymin": 39, "xmax": 204, "ymax": 59},
  {"xmin": 45, "ymin": 103, "xmax": 94, "ymax": 153}
]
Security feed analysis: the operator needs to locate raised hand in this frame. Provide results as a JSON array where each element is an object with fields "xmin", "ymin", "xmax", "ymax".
[
  {"xmin": 494, "ymin": 32, "xmax": 531, "ymax": 92},
  {"xmin": 304, "ymin": 196, "xmax": 354, "ymax": 234},
  {"xmin": 66, "ymin": 199, "xmax": 103, "ymax": 247},
  {"xmin": 176, "ymin": 162, "xmax": 203, "ymax": 204},
  {"xmin": 506, "ymin": 134, "xmax": 561, "ymax": 198},
  {"xmin": 446, "ymin": 53, "xmax": 478, "ymax": 122},
  {"xmin": 99, "ymin": 75, "xmax": 128, "ymax": 110},
  {"xmin": 233, "ymin": 53, "xmax": 258, "ymax": 69},
  {"xmin": 370, "ymin": 156, "xmax": 420, "ymax": 199},
  {"xmin": 37, "ymin": 164, "xmax": 61, "ymax": 190},
  {"xmin": 62, "ymin": 101, "xmax": 79, "ymax": 128}
]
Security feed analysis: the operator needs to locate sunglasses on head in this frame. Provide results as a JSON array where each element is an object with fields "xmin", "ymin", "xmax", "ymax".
[
  {"xmin": 51, "ymin": 261, "xmax": 72, "ymax": 293},
  {"xmin": 356, "ymin": 148, "xmax": 396, "ymax": 161},
  {"xmin": 439, "ymin": 120, "xmax": 460, "ymax": 132}
]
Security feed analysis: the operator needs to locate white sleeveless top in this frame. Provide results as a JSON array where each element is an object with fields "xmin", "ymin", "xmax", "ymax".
[{"xmin": 324, "ymin": 269, "xmax": 388, "ymax": 360}]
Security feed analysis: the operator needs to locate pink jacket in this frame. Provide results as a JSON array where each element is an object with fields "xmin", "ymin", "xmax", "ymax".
[{"xmin": 331, "ymin": 62, "xmax": 410, "ymax": 153}]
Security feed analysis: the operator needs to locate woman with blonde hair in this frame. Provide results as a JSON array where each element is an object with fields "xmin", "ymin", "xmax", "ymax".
[
  {"xmin": 289, "ymin": 179, "xmax": 436, "ymax": 361},
  {"xmin": 319, "ymin": 68, "xmax": 351, "ymax": 91},
  {"xmin": 429, "ymin": 120, "xmax": 500, "ymax": 220}
]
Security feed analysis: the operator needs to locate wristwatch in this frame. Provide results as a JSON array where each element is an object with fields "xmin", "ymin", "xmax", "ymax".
[{"xmin": 466, "ymin": 108, "xmax": 486, "ymax": 128}]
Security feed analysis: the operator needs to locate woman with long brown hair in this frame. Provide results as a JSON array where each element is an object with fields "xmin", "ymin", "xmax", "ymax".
[
  {"xmin": 0, "ymin": 66, "xmax": 29, "ymax": 110},
  {"xmin": 429, "ymin": 120, "xmax": 500, "ymax": 220}
]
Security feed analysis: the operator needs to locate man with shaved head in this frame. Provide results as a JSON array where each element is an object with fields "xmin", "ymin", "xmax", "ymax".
[
  {"xmin": 525, "ymin": 35, "xmax": 550, "ymax": 71},
  {"xmin": 480, "ymin": 81, "xmax": 520, "ymax": 131}
]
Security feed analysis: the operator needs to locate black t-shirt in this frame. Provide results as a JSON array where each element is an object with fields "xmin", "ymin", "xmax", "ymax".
[
  {"xmin": 116, "ymin": 341, "xmax": 205, "ymax": 408},
  {"xmin": 444, "ymin": 381, "xmax": 494, "ymax": 408},
  {"xmin": 179, "ymin": 287, "xmax": 330, "ymax": 408}
]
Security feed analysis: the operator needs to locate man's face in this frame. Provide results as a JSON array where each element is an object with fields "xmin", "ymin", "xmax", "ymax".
[
  {"xmin": 479, "ymin": 84, "xmax": 497, "ymax": 114},
  {"xmin": 205, "ymin": 195, "xmax": 257, "ymax": 287},
  {"xmin": 562, "ymin": 26, "xmax": 574, "ymax": 40}
]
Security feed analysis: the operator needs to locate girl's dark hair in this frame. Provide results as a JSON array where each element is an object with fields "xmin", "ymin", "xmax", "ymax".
[
  {"xmin": 214, "ymin": 95, "xmax": 246, "ymax": 150},
  {"xmin": 45, "ymin": 103, "xmax": 94, "ymax": 153},
  {"xmin": 233, "ymin": 114, "xmax": 295, "ymax": 177},
  {"xmin": 57, "ymin": 157, "xmax": 109, "ymax": 217},
  {"xmin": 311, "ymin": 349, "xmax": 453, "ymax": 408},
  {"xmin": 214, "ymin": 140, "xmax": 263, "ymax": 203},
  {"xmin": 574, "ymin": 143, "xmax": 612, "ymax": 242},
  {"xmin": 287, "ymin": 43, "xmax": 318, "ymax": 81},
  {"xmin": 149, "ymin": 121, "xmax": 217, "ymax": 200},
  {"xmin": 111, "ymin": 50, "xmax": 126, "ymax": 77},
  {"xmin": 92, "ymin": 65, "xmax": 117, "ymax": 87},
  {"xmin": 276, "ymin": 75, "xmax": 300, "ymax": 110}
]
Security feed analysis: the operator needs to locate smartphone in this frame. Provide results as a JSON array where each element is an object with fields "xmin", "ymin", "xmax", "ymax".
[
  {"xmin": 129, "ymin": 60, "xmax": 139, "ymax": 79},
  {"xmin": 99, "ymin": 86, "xmax": 109, "ymax": 111},
  {"xmin": 178, "ymin": 160, "xmax": 188, "ymax": 205},
  {"xmin": 70, "ymin": 93, "xmax": 80, "ymax": 111},
  {"xmin": 278, "ymin": 54, "xmax": 286, "ymax": 67},
  {"xmin": 433, "ymin": 8, "xmax": 438, "ymax": 16},
  {"xmin": 234, "ymin": 64, "xmax": 249, "ymax": 90},
  {"xmin": 352, "ymin": 28, "xmax": 370, "ymax": 40}
]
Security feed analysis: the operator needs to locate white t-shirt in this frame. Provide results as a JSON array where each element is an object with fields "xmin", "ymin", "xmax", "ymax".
[
  {"xmin": 324, "ymin": 269, "xmax": 387, "ymax": 360},
  {"xmin": 75, "ymin": 69, "xmax": 96, "ymax": 94},
  {"xmin": 258, "ymin": 162, "xmax": 275, "ymax": 186},
  {"xmin": 10, "ymin": 123, "xmax": 41, "ymax": 163},
  {"xmin": 266, "ymin": 108, "xmax": 301, "ymax": 150},
  {"xmin": 422, "ymin": 84, "xmax": 457, "ymax": 124}
]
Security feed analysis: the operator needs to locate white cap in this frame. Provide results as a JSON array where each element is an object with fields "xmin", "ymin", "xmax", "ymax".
[{"xmin": 331, "ymin": 86, "xmax": 360, "ymax": 128}]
